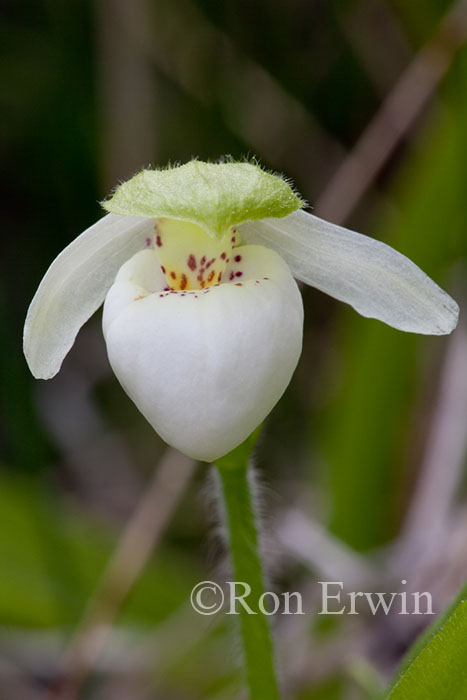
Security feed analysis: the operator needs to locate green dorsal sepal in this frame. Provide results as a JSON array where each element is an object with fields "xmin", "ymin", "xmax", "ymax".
[{"xmin": 103, "ymin": 160, "xmax": 304, "ymax": 238}]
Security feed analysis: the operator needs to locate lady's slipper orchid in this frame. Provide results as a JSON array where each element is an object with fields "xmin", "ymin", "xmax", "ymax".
[{"xmin": 23, "ymin": 161, "xmax": 459, "ymax": 461}]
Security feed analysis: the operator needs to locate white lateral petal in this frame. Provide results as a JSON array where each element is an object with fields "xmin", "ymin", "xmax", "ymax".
[
  {"xmin": 239, "ymin": 210, "xmax": 459, "ymax": 335},
  {"xmin": 24, "ymin": 214, "xmax": 155, "ymax": 379},
  {"xmin": 103, "ymin": 246, "xmax": 303, "ymax": 462}
]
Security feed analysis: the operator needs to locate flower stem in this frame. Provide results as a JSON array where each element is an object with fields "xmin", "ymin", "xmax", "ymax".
[{"xmin": 214, "ymin": 433, "xmax": 280, "ymax": 700}]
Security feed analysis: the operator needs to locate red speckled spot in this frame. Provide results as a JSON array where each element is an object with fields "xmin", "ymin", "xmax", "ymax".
[
  {"xmin": 235, "ymin": 283, "xmax": 243, "ymax": 286},
  {"xmin": 235, "ymin": 271, "xmax": 243, "ymax": 278},
  {"xmin": 159, "ymin": 294, "xmax": 164, "ymax": 298},
  {"xmin": 180, "ymin": 273, "xmax": 188, "ymax": 290},
  {"xmin": 220, "ymin": 252, "xmax": 226, "ymax": 260},
  {"xmin": 156, "ymin": 235, "xmax": 162, "ymax": 247},
  {"xmin": 234, "ymin": 254, "xmax": 242, "ymax": 262},
  {"xmin": 208, "ymin": 270, "xmax": 215, "ymax": 282},
  {"xmin": 170, "ymin": 271, "xmax": 176, "ymax": 280},
  {"xmin": 201, "ymin": 256, "xmax": 206, "ymax": 266},
  {"xmin": 146, "ymin": 237, "xmax": 151, "ymax": 247},
  {"xmin": 187, "ymin": 254, "xmax": 197, "ymax": 271},
  {"xmin": 218, "ymin": 272, "xmax": 222, "ymax": 282},
  {"xmin": 229, "ymin": 272, "xmax": 235, "ymax": 281},
  {"xmin": 161, "ymin": 265, "xmax": 166, "ymax": 273},
  {"xmin": 231, "ymin": 237, "xmax": 235, "ymax": 243}
]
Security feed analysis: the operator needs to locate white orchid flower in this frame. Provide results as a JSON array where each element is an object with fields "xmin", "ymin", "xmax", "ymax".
[{"xmin": 23, "ymin": 161, "xmax": 459, "ymax": 462}]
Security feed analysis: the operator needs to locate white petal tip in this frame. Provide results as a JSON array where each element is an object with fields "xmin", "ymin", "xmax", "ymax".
[
  {"xmin": 240, "ymin": 211, "xmax": 460, "ymax": 337},
  {"xmin": 422, "ymin": 298, "xmax": 460, "ymax": 336},
  {"xmin": 23, "ymin": 214, "xmax": 155, "ymax": 381}
]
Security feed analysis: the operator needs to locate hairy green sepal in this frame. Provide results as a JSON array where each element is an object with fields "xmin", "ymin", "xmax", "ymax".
[{"xmin": 103, "ymin": 160, "xmax": 303, "ymax": 238}]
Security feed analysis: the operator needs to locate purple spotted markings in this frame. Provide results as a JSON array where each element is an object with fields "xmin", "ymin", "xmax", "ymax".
[
  {"xmin": 142, "ymin": 218, "xmax": 271, "ymax": 301},
  {"xmin": 153, "ymin": 220, "xmax": 239, "ymax": 292}
]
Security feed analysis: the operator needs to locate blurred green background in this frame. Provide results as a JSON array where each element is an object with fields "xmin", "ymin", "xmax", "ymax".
[{"xmin": 2, "ymin": 0, "xmax": 467, "ymax": 698}]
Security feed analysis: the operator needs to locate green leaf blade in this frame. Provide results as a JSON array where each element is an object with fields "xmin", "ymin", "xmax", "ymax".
[{"xmin": 385, "ymin": 584, "xmax": 467, "ymax": 699}]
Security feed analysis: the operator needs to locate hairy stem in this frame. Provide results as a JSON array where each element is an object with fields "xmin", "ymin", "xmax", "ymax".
[{"xmin": 215, "ymin": 436, "xmax": 280, "ymax": 700}]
